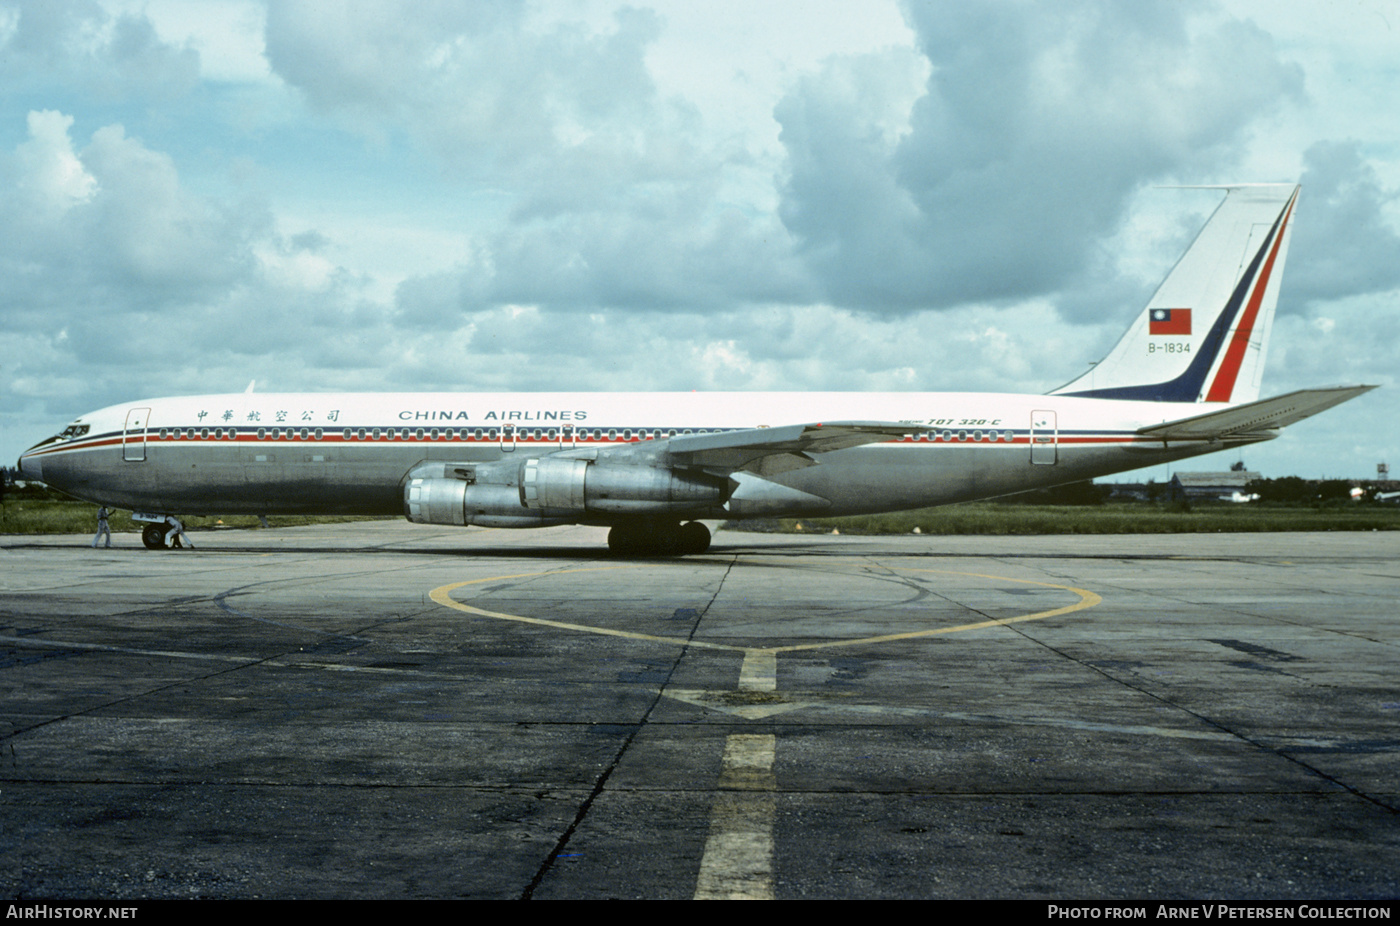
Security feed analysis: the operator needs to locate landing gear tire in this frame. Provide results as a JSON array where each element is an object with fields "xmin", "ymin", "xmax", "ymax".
[
  {"xmin": 607, "ymin": 520, "xmax": 710, "ymax": 556},
  {"xmin": 678, "ymin": 521, "xmax": 711, "ymax": 554},
  {"xmin": 141, "ymin": 518, "xmax": 188, "ymax": 549},
  {"xmin": 141, "ymin": 523, "xmax": 169, "ymax": 550},
  {"xmin": 607, "ymin": 522, "xmax": 647, "ymax": 555}
]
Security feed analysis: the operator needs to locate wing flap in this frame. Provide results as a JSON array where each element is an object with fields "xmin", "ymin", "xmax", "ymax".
[{"xmin": 1136, "ymin": 385, "xmax": 1376, "ymax": 440}]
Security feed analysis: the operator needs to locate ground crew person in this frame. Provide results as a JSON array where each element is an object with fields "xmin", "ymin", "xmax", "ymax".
[
  {"xmin": 92, "ymin": 507, "xmax": 112, "ymax": 548},
  {"xmin": 164, "ymin": 515, "xmax": 193, "ymax": 549}
]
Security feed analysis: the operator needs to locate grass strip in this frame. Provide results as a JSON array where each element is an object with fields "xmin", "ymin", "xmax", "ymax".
[{"xmin": 726, "ymin": 502, "xmax": 1400, "ymax": 535}]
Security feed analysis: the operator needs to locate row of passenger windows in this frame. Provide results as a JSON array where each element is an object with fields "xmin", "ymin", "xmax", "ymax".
[
  {"xmin": 326, "ymin": 427, "xmax": 689, "ymax": 442},
  {"xmin": 153, "ymin": 427, "xmax": 1021, "ymax": 443},
  {"xmin": 154, "ymin": 426, "xmax": 716, "ymax": 442},
  {"xmin": 160, "ymin": 427, "xmax": 242, "ymax": 441},
  {"xmin": 933, "ymin": 430, "xmax": 1015, "ymax": 442}
]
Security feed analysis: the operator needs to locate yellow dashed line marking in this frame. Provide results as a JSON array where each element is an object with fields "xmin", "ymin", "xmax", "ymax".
[{"xmin": 694, "ymin": 734, "xmax": 777, "ymax": 901}]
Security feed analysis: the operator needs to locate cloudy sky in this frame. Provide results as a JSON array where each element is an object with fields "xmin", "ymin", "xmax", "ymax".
[{"xmin": 2, "ymin": 0, "xmax": 1397, "ymax": 482}]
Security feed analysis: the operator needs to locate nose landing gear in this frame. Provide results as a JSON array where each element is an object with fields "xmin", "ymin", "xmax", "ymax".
[{"xmin": 140, "ymin": 516, "xmax": 192, "ymax": 549}]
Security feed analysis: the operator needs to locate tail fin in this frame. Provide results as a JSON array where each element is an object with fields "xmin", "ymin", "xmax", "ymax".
[{"xmin": 1053, "ymin": 183, "xmax": 1300, "ymax": 403}]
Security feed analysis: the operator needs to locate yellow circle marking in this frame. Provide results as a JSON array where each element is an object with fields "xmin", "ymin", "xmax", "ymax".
[
  {"xmin": 430, "ymin": 565, "xmax": 743, "ymax": 652},
  {"xmin": 429, "ymin": 563, "xmax": 1101, "ymax": 654}
]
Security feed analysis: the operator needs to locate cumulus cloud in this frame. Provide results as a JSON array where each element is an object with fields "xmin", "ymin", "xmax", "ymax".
[
  {"xmin": 0, "ymin": 0, "xmax": 200, "ymax": 98},
  {"xmin": 0, "ymin": 112, "xmax": 267, "ymax": 319},
  {"xmin": 777, "ymin": 0, "xmax": 1305, "ymax": 311},
  {"xmin": 1284, "ymin": 140, "xmax": 1400, "ymax": 308},
  {"xmin": 0, "ymin": 107, "xmax": 388, "ymax": 420},
  {"xmin": 264, "ymin": 1, "xmax": 666, "ymax": 177},
  {"xmin": 79, "ymin": 123, "xmax": 266, "ymax": 292},
  {"xmin": 265, "ymin": 0, "xmax": 813, "ymax": 316},
  {"xmin": 13, "ymin": 110, "xmax": 96, "ymax": 211}
]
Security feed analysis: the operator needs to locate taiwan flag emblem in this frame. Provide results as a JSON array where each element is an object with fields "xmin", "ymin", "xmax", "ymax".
[{"xmin": 1149, "ymin": 308, "xmax": 1191, "ymax": 335}]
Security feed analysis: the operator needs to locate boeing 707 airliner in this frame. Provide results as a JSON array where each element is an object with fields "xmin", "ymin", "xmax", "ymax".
[{"xmin": 18, "ymin": 184, "xmax": 1375, "ymax": 553}]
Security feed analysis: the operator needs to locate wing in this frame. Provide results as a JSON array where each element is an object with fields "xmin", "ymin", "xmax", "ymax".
[
  {"xmin": 560, "ymin": 420, "xmax": 923, "ymax": 477},
  {"xmin": 664, "ymin": 421, "xmax": 921, "ymax": 475},
  {"xmin": 1136, "ymin": 385, "xmax": 1376, "ymax": 441}
]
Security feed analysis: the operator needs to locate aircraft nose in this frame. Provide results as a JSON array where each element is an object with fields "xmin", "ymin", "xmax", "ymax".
[{"xmin": 18, "ymin": 447, "xmax": 44, "ymax": 483}]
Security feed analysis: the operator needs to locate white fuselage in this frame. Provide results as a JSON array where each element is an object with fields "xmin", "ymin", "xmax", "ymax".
[{"xmin": 19, "ymin": 391, "xmax": 1257, "ymax": 521}]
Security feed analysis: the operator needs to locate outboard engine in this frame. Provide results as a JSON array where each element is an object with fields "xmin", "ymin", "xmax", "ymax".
[
  {"xmin": 405, "ymin": 460, "xmax": 568, "ymax": 528},
  {"xmin": 405, "ymin": 475, "xmax": 573, "ymax": 528}
]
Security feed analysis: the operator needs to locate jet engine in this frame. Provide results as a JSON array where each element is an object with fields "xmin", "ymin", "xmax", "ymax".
[
  {"xmin": 519, "ymin": 457, "xmax": 725, "ymax": 513},
  {"xmin": 404, "ymin": 476, "xmax": 572, "ymax": 528},
  {"xmin": 404, "ymin": 457, "xmax": 727, "ymax": 527}
]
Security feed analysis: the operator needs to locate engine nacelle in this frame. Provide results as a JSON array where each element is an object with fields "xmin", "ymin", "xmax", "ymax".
[
  {"xmin": 520, "ymin": 458, "xmax": 725, "ymax": 513},
  {"xmin": 404, "ymin": 477, "xmax": 572, "ymax": 528}
]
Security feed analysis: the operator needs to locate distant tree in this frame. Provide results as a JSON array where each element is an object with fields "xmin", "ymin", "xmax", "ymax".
[
  {"xmin": 1247, "ymin": 476, "xmax": 1356, "ymax": 504},
  {"xmin": 1248, "ymin": 476, "xmax": 1311, "ymax": 503},
  {"xmin": 1316, "ymin": 480, "xmax": 1353, "ymax": 501}
]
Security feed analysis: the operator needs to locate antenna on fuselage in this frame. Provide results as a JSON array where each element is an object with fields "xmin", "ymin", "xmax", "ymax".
[{"xmin": 244, "ymin": 380, "xmax": 256, "ymax": 394}]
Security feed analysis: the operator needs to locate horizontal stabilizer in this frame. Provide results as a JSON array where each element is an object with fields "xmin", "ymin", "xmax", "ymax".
[{"xmin": 1136, "ymin": 385, "xmax": 1376, "ymax": 440}]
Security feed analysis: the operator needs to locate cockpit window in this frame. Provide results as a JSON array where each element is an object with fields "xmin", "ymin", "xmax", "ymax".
[{"xmin": 60, "ymin": 424, "xmax": 90, "ymax": 440}]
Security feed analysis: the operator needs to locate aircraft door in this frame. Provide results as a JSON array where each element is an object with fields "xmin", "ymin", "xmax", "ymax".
[
  {"xmin": 123, "ymin": 407, "xmax": 152, "ymax": 462},
  {"xmin": 500, "ymin": 424, "xmax": 516, "ymax": 452},
  {"xmin": 1030, "ymin": 409, "xmax": 1057, "ymax": 465}
]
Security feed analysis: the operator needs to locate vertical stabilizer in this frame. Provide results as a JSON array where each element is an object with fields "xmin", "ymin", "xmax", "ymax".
[{"xmin": 1053, "ymin": 184, "xmax": 1299, "ymax": 403}]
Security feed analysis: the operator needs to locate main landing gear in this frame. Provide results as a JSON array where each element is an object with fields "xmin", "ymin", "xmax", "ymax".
[{"xmin": 607, "ymin": 520, "xmax": 711, "ymax": 556}]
